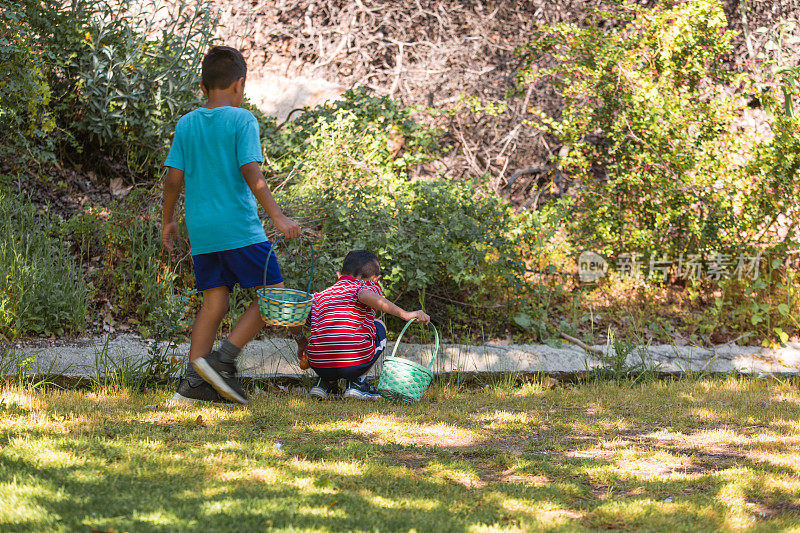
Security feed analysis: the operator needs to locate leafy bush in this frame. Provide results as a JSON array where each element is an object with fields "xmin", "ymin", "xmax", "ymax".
[
  {"xmin": 725, "ymin": 15, "xmax": 800, "ymax": 252},
  {"xmin": 0, "ymin": 3, "xmax": 57, "ymax": 164},
  {"xmin": 742, "ymin": 113, "xmax": 800, "ymax": 249},
  {"xmin": 2, "ymin": 0, "xmax": 216, "ymax": 177},
  {"xmin": 68, "ymin": 0, "xmax": 216, "ymax": 174},
  {"xmin": 261, "ymin": 88, "xmax": 443, "ymax": 187},
  {"xmin": 280, "ymin": 180, "xmax": 540, "ymax": 335},
  {"xmin": 519, "ymin": 0, "xmax": 752, "ymax": 256},
  {"xmin": 264, "ymin": 92, "xmax": 546, "ymax": 334},
  {"xmin": 0, "ymin": 188, "xmax": 88, "ymax": 337},
  {"xmin": 283, "ymin": 180, "xmax": 526, "ymax": 291}
]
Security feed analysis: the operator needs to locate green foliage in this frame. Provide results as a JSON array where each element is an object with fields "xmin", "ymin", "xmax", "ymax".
[
  {"xmin": 280, "ymin": 178, "xmax": 539, "ymax": 333},
  {"xmin": 748, "ymin": 18, "xmax": 800, "ymax": 118},
  {"xmin": 519, "ymin": 0, "xmax": 750, "ymax": 256},
  {"xmin": 260, "ymin": 90, "xmax": 548, "ymax": 335},
  {"xmin": 0, "ymin": 188, "xmax": 88, "ymax": 337},
  {"xmin": 100, "ymin": 192, "xmax": 173, "ymax": 321},
  {"xmin": 585, "ymin": 328, "xmax": 661, "ymax": 385},
  {"xmin": 735, "ymin": 17, "xmax": 800, "ymax": 249},
  {"xmin": 0, "ymin": 3, "xmax": 57, "ymax": 164},
  {"xmin": 741, "ymin": 113, "xmax": 800, "ymax": 248},
  {"xmin": 91, "ymin": 331, "xmax": 183, "ymax": 391},
  {"xmin": 743, "ymin": 31, "xmax": 800, "ymax": 247},
  {"xmin": 69, "ymin": 1, "xmax": 216, "ymax": 174},
  {"xmin": 61, "ymin": 189, "xmax": 190, "ymax": 332},
  {"xmin": 261, "ymin": 88, "xmax": 444, "ymax": 187},
  {"xmin": 2, "ymin": 0, "xmax": 216, "ymax": 177},
  {"xmin": 513, "ymin": 0, "xmax": 799, "ymax": 345},
  {"xmin": 512, "ymin": 283, "xmax": 564, "ymax": 343},
  {"xmin": 702, "ymin": 256, "xmax": 800, "ymax": 346}
]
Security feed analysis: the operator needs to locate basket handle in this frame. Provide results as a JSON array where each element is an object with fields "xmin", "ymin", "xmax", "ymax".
[
  {"xmin": 262, "ymin": 234, "xmax": 315, "ymax": 294},
  {"xmin": 389, "ymin": 318, "xmax": 439, "ymax": 371}
]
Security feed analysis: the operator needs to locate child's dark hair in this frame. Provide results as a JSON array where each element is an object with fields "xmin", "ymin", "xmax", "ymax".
[
  {"xmin": 341, "ymin": 250, "xmax": 380, "ymax": 278},
  {"xmin": 201, "ymin": 46, "xmax": 247, "ymax": 90}
]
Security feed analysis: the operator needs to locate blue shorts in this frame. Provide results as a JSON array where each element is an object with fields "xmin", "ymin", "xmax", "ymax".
[
  {"xmin": 312, "ymin": 321, "xmax": 388, "ymax": 382},
  {"xmin": 192, "ymin": 241, "xmax": 283, "ymax": 292}
]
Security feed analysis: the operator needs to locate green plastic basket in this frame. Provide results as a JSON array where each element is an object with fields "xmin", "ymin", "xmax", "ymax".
[
  {"xmin": 257, "ymin": 235, "xmax": 315, "ymax": 327},
  {"xmin": 377, "ymin": 319, "xmax": 439, "ymax": 403}
]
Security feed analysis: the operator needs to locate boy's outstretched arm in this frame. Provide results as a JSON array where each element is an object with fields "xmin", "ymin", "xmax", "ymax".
[
  {"xmin": 358, "ymin": 291, "xmax": 431, "ymax": 324},
  {"xmin": 161, "ymin": 166, "xmax": 184, "ymax": 251},
  {"xmin": 241, "ymin": 162, "xmax": 300, "ymax": 239}
]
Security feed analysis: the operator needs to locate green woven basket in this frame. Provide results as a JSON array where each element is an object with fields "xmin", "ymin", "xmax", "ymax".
[
  {"xmin": 257, "ymin": 235, "xmax": 315, "ymax": 327},
  {"xmin": 377, "ymin": 319, "xmax": 439, "ymax": 403}
]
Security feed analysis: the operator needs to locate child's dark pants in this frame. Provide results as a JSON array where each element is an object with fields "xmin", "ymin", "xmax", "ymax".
[{"xmin": 311, "ymin": 321, "xmax": 387, "ymax": 381}]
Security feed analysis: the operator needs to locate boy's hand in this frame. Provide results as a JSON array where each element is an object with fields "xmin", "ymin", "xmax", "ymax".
[
  {"xmin": 405, "ymin": 310, "xmax": 431, "ymax": 324},
  {"xmin": 297, "ymin": 345, "xmax": 309, "ymax": 370},
  {"xmin": 294, "ymin": 334, "xmax": 309, "ymax": 369},
  {"xmin": 240, "ymin": 162, "xmax": 301, "ymax": 239},
  {"xmin": 357, "ymin": 290, "xmax": 431, "ymax": 324},
  {"xmin": 161, "ymin": 221, "xmax": 178, "ymax": 251},
  {"xmin": 275, "ymin": 215, "xmax": 301, "ymax": 239},
  {"xmin": 161, "ymin": 167, "xmax": 183, "ymax": 252}
]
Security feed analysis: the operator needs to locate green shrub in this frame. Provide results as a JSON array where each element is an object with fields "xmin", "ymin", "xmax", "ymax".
[
  {"xmin": 0, "ymin": 3, "xmax": 57, "ymax": 165},
  {"xmin": 747, "ymin": 20, "xmax": 800, "ymax": 246},
  {"xmin": 258, "ymin": 90, "xmax": 553, "ymax": 335},
  {"xmin": 283, "ymin": 180, "xmax": 526, "ymax": 290},
  {"xmin": 3, "ymin": 0, "xmax": 216, "ymax": 177},
  {"xmin": 68, "ymin": 0, "xmax": 216, "ymax": 175},
  {"xmin": 742, "ymin": 101, "xmax": 800, "ymax": 249},
  {"xmin": 519, "ymin": 0, "xmax": 750, "ymax": 256},
  {"xmin": 261, "ymin": 88, "xmax": 443, "ymax": 187},
  {"xmin": 0, "ymin": 188, "xmax": 88, "ymax": 337},
  {"xmin": 280, "ymin": 180, "xmax": 537, "ymax": 334}
]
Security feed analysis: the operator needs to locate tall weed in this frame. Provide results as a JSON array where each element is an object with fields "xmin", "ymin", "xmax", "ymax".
[
  {"xmin": 0, "ymin": 188, "xmax": 88, "ymax": 338},
  {"xmin": 62, "ymin": 188, "xmax": 191, "ymax": 332},
  {"xmin": 585, "ymin": 328, "xmax": 662, "ymax": 385}
]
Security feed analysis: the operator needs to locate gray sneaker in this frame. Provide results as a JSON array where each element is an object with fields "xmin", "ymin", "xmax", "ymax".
[
  {"xmin": 192, "ymin": 352, "xmax": 248, "ymax": 405},
  {"xmin": 168, "ymin": 378, "xmax": 233, "ymax": 406},
  {"xmin": 310, "ymin": 378, "xmax": 340, "ymax": 400},
  {"xmin": 344, "ymin": 378, "xmax": 382, "ymax": 400}
]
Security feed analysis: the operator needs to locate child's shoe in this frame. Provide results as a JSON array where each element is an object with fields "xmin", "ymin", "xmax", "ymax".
[
  {"xmin": 310, "ymin": 378, "xmax": 340, "ymax": 400},
  {"xmin": 192, "ymin": 351, "xmax": 248, "ymax": 405},
  {"xmin": 344, "ymin": 378, "xmax": 382, "ymax": 400},
  {"xmin": 168, "ymin": 378, "xmax": 233, "ymax": 406}
]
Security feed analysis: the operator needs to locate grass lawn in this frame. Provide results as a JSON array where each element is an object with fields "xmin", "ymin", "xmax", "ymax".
[{"xmin": 1, "ymin": 377, "xmax": 799, "ymax": 532}]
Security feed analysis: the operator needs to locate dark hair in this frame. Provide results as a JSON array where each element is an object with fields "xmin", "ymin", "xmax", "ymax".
[
  {"xmin": 201, "ymin": 46, "xmax": 247, "ymax": 90},
  {"xmin": 341, "ymin": 250, "xmax": 380, "ymax": 278}
]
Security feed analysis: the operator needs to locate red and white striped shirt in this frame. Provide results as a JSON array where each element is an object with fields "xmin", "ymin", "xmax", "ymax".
[{"xmin": 306, "ymin": 275, "xmax": 383, "ymax": 368}]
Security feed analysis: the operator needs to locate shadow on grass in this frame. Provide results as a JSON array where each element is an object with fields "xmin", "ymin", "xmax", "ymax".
[{"xmin": 1, "ymin": 378, "xmax": 799, "ymax": 531}]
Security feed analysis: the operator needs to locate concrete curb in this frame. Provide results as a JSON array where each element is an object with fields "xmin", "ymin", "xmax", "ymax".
[{"xmin": 5, "ymin": 335, "xmax": 800, "ymax": 378}]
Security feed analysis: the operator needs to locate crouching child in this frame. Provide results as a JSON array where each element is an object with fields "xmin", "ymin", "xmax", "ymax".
[{"xmin": 296, "ymin": 250, "xmax": 430, "ymax": 399}]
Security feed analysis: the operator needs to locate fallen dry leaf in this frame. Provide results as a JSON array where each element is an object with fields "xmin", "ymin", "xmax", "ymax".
[{"xmin": 109, "ymin": 177, "xmax": 133, "ymax": 199}]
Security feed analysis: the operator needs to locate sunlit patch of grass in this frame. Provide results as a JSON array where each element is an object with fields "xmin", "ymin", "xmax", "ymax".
[{"xmin": 0, "ymin": 377, "xmax": 799, "ymax": 531}]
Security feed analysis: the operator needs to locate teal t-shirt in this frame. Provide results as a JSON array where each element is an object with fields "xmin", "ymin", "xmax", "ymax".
[{"xmin": 164, "ymin": 106, "xmax": 266, "ymax": 255}]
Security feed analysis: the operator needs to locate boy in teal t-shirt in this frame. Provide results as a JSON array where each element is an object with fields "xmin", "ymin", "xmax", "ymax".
[{"xmin": 162, "ymin": 45, "xmax": 302, "ymax": 405}]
